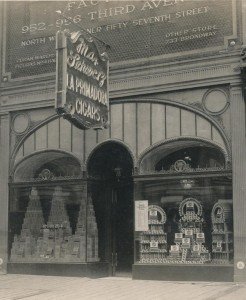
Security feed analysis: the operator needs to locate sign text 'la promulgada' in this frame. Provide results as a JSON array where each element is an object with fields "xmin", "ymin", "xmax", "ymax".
[{"xmin": 55, "ymin": 30, "xmax": 109, "ymax": 130}]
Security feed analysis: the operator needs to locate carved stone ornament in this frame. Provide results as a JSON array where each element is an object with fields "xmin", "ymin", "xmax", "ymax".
[{"xmin": 11, "ymin": 113, "xmax": 30, "ymax": 135}]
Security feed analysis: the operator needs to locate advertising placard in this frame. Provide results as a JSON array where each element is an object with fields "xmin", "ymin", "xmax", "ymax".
[
  {"xmin": 135, "ymin": 200, "xmax": 148, "ymax": 232},
  {"xmin": 55, "ymin": 30, "xmax": 109, "ymax": 129}
]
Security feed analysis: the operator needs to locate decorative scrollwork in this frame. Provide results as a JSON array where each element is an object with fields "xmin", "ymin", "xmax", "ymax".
[
  {"xmin": 148, "ymin": 205, "xmax": 166, "ymax": 224},
  {"xmin": 38, "ymin": 169, "xmax": 55, "ymax": 181},
  {"xmin": 179, "ymin": 197, "xmax": 203, "ymax": 220},
  {"xmin": 172, "ymin": 160, "xmax": 191, "ymax": 172}
]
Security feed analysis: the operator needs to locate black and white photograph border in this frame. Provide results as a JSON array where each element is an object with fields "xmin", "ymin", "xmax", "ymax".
[{"xmin": 0, "ymin": 0, "xmax": 246, "ymax": 299}]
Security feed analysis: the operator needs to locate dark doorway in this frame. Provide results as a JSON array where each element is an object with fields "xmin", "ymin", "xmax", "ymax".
[{"xmin": 87, "ymin": 142, "xmax": 134, "ymax": 276}]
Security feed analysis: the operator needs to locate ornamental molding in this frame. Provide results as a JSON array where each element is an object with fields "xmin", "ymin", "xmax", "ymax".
[
  {"xmin": 13, "ymin": 174, "xmax": 84, "ymax": 184},
  {"xmin": 139, "ymin": 166, "xmax": 230, "ymax": 176},
  {"xmin": 0, "ymin": 87, "xmax": 55, "ymax": 112},
  {"xmin": 110, "ymin": 63, "xmax": 240, "ymax": 94},
  {"xmin": 134, "ymin": 168, "xmax": 232, "ymax": 180},
  {"xmin": 189, "ymin": 101, "xmax": 230, "ymax": 141},
  {"xmin": 0, "ymin": 59, "xmax": 241, "ymax": 112}
]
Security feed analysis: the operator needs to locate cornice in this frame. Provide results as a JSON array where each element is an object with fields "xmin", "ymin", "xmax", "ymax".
[
  {"xmin": 0, "ymin": 54, "xmax": 243, "ymax": 113},
  {"xmin": 110, "ymin": 54, "xmax": 241, "ymax": 83},
  {"xmin": 0, "ymin": 87, "xmax": 55, "ymax": 113},
  {"xmin": 110, "ymin": 71, "xmax": 242, "ymax": 98},
  {"xmin": 109, "ymin": 54, "xmax": 243, "ymax": 97},
  {"xmin": 110, "ymin": 50, "xmax": 242, "ymax": 76}
]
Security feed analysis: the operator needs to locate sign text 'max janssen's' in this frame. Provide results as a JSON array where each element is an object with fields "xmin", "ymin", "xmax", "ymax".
[{"xmin": 55, "ymin": 30, "xmax": 109, "ymax": 130}]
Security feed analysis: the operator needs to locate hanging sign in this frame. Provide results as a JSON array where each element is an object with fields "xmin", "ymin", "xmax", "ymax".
[
  {"xmin": 135, "ymin": 200, "xmax": 148, "ymax": 232},
  {"xmin": 55, "ymin": 30, "xmax": 109, "ymax": 130}
]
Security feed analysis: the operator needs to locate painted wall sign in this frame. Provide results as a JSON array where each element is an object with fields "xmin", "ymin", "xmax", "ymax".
[
  {"xmin": 4, "ymin": 0, "xmax": 237, "ymax": 80},
  {"xmin": 135, "ymin": 200, "xmax": 148, "ymax": 232},
  {"xmin": 55, "ymin": 30, "xmax": 109, "ymax": 129}
]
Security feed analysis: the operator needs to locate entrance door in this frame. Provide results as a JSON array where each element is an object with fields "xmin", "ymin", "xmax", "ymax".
[
  {"xmin": 87, "ymin": 142, "xmax": 134, "ymax": 277},
  {"xmin": 111, "ymin": 180, "xmax": 133, "ymax": 276}
]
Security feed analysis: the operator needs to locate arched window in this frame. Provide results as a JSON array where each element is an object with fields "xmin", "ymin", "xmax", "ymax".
[{"xmin": 155, "ymin": 146, "xmax": 225, "ymax": 172}]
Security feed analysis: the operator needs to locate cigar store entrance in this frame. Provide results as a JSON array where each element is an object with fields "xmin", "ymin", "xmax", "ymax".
[{"xmin": 87, "ymin": 142, "xmax": 134, "ymax": 277}]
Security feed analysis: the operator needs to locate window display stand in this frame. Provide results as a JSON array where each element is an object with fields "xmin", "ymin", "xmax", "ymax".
[
  {"xmin": 211, "ymin": 200, "xmax": 233, "ymax": 264},
  {"xmin": 139, "ymin": 205, "xmax": 167, "ymax": 263},
  {"xmin": 10, "ymin": 187, "xmax": 44, "ymax": 261},
  {"xmin": 168, "ymin": 198, "xmax": 210, "ymax": 264}
]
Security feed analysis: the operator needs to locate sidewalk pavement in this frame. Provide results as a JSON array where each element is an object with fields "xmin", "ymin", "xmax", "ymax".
[{"xmin": 0, "ymin": 274, "xmax": 245, "ymax": 300}]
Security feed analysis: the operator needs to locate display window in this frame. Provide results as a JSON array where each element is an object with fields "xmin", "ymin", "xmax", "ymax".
[
  {"xmin": 9, "ymin": 153, "xmax": 99, "ymax": 264},
  {"xmin": 9, "ymin": 185, "xmax": 95, "ymax": 263},
  {"xmin": 135, "ymin": 144, "xmax": 233, "ymax": 266}
]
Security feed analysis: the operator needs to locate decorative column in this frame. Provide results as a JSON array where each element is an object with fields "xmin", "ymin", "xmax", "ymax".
[
  {"xmin": 0, "ymin": 114, "xmax": 10, "ymax": 274},
  {"xmin": 230, "ymin": 84, "xmax": 246, "ymax": 282}
]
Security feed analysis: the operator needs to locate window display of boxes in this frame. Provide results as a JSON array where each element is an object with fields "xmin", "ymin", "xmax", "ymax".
[
  {"xmin": 211, "ymin": 200, "xmax": 233, "ymax": 264},
  {"xmin": 196, "ymin": 233, "xmax": 205, "ymax": 243},
  {"xmin": 10, "ymin": 187, "xmax": 44, "ymax": 262},
  {"xmin": 139, "ymin": 205, "xmax": 167, "ymax": 263},
  {"xmin": 10, "ymin": 187, "xmax": 100, "ymax": 263},
  {"xmin": 169, "ymin": 245, "xmax": 181, "ymax": 257},
  {"xmin": 174, "ymin": 233, "xmax": 183, "ymax": 243},
  {"xmin": 167, "ymin": 198, "xmax": 210, "ymax": 264},
  {"xmin": 184, "ymin": 229, "xmax": 193, "ymax": 238},
  {"xmin": 181, "ymin": 238, "xmax": 191, "ymax": 249}
]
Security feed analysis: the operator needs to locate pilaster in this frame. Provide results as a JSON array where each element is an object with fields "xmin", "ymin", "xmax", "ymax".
[
  {"xmin": 230, "ymin": 84, "xmax": 246, "ymax": 282},
  {"xmin": 0, "ymin": 113, "xmax": 10, "ymax": 274}
]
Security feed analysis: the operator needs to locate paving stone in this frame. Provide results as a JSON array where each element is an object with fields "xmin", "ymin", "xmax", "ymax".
[{"xmin": 0, "ymin": 275, "xmax": 245, "ymax": 300}]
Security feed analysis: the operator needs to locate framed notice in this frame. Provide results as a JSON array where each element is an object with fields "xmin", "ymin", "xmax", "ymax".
[{"xmin": 135, "ymin": 200, "xmax": 148, "ymax": 232}]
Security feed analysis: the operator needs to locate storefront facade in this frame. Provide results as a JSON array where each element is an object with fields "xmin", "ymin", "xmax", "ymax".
[{"xmin": 0, "ymin": 0, "xmax": 246, "ymax": 282}]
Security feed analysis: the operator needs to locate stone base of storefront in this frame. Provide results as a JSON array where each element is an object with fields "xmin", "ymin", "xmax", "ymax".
[
  {"xmin": 7, "ymin": 262, "xmax": 110, "ymax": 278},
  {"xmin": 133, "ymin": 264, "xmax": 234, "ymax": 282}
]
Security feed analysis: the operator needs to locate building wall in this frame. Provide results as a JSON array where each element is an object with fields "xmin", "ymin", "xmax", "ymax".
[{"xmin": 0, "ymin": 0, "xmax": 246, "ymax": 281}]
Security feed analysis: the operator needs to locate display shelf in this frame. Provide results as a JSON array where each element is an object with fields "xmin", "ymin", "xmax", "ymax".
[
  {"xmin": 140, "ymin": 241, "xmax": 166, "ymax": 244},
  {"xmin": 136, "ymin": 198, "xmax": 233, "ymax": 268},
  {"xmin": 10, "ymin": 187, "xmax": 45, "ymax": 261},
  {"xmin": 211, "ymin": 200, "xmax": 233, "ymax": 264},
  {"xmin": 167, "ymin": 198, "xmax": 211, "ymax": 264},
  {"xmin": 138, "ymin": 205, "xmax": 167, "ymax": 263},
  {"xmin": 144, "ymin": 232, "xmax": 165, "ymax": 235},
  {"xmin": 212, "ymin": 232, "xmax": 233, "ymax": 234}
]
